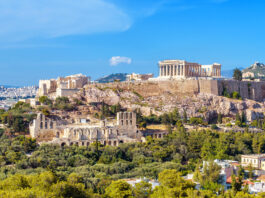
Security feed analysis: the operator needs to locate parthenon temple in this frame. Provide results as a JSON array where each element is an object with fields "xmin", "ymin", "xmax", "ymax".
[{"xmin": 158, "ymin": 60, "xmax": 221, "ymax": 78}]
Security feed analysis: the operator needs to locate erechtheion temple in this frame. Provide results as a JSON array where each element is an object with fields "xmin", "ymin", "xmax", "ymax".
[{"xmin": 158, "ymin": 60, "xmax": 221, "ymax": 78}]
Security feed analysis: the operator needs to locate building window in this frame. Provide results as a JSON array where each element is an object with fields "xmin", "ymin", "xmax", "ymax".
[
  {"xmin": 50, "ymin": 122, "xmax": 53, "ymax": 129},
  {"xmin": 40, "ymin": 122, "xmax": 43, "ymax": 129},
  {"xmin": 45, "ymin": 122, "xmax": 48, "ymax": 129}
]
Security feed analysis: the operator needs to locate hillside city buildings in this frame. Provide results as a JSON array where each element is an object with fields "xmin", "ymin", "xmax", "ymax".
[
  {"xmin": 0, "ymin": 86, "xmax": 38, "ymax": 99},
  {"xmin": 0, "ymin": 86, "xmax": 38, "ymax": 110},
  {"xmin": 241, "ymin": 154, "xmax": 265, "ymax": 170}
]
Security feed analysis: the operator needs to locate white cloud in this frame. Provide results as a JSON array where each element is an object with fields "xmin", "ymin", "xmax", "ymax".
[
  {"xmin": 0, "ymin": 0, "xmax": 131, "ymax": 42},
  {"xmin": 110, "ymin": 56, "xmax": 132, "ymax": 66}
]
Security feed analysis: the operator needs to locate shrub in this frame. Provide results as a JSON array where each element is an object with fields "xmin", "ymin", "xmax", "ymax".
[
  {"xmin": 226, "ymin": 123, "xmax": 232, "ymax": 127},
  {"xmin": 190, "ymin": 117, "xmax": 204, "ymax": 125},
  {"xmin": 39, "ymin": 96, "xmax": 52, "ymax": 105},
  {"xmin": 232, "ymin": 92, "xmax": 241, "ymax": 100},
  {"xmin": 211, "ymin": 124, "xmax": 218, "ymax": 130}
]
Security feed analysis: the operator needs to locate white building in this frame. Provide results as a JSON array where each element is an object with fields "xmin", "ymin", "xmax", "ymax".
[{"xmin": 241, "ymin": 154, "xmax": 265, "ymax": 169}]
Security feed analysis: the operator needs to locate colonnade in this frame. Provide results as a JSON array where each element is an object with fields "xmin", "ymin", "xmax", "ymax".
[
  {"xmin": 159, "ymin": 64, "xmax": 221, "ymax": 77},
  {"xmin": 159, "ymin": 64, "xmax": 202, "ymax": 77},
  {"xmin": 61, "ymin": 139, "xmax": 123, "ymax": 147}
]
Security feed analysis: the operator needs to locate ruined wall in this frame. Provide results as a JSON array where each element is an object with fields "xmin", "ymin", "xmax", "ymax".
[
  {"xmin": 56, "ymin": 88, "xmax": 80, "ymax": 97},
  {"xmin": 91, "ymin": 79, "xmax": 265, "ymax": 101},
  {"xmin": 218, "ymin": 80, "xmax": 265, "ymax": 101}
]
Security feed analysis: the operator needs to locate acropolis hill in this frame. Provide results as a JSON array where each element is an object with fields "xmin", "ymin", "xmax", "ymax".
[
  {"xmin": 36, "ymin": 59, "xmax": 265, "ymax": 121},
  {"xmin": 29, "ymin": 59, "xmax": 265, "ymax": 145}
]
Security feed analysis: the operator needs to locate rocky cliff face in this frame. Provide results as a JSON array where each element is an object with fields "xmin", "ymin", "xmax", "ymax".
[{"xmin": 72, "ymin": 82, "xmax": 265, "ymax": 122}]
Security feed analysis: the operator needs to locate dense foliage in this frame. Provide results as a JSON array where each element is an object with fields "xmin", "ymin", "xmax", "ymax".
[
  {"xmin": 0, "ymin": 102, "xmax": 36, "ymax": 134},
  {"xmin": 0, "ymin": 127, "xmax": 265, "ymax": 197}
]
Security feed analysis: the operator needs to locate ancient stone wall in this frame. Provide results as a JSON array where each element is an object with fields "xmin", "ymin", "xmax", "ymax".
[
  {"xmin": 218, "ymin": 80, "xmax": 265, "ymax": 101},
  {"xmin": 91, "ymin": 79, "xmax": 265, "ymax": 101}
]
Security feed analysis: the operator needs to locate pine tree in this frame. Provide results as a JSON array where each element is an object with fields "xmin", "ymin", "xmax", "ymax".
[
  {"xmin": 241, "ymin": 111, "xmax": 246, "ymax": 124},
  {"xmin": 233, "ymin": 68, "xmax": 243, "ymax": 81},
  {"xmin": 183, "ymin": 110, "xmax": 188, "ymax": 123},
  {"xmin": 217, "ymin": 114, "xmax": 222, "ymax": 124}
]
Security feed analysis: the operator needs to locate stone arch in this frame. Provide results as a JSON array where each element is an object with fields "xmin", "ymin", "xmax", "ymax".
[
  {"xmin": 50, "ymin": 121, "xmax": 53, "ymax": 129},
  {"xmin": 119, "ymin": 140, "xmax": 124, "ymax": 144},
  {"xmin": 56, "ymin": 132, "xmax": 60, "ymax": 138},
  {"xmin": 82, "ymin": 142, "xmax": 85, "ymax": 146},
  {"xmin": 61, "ymin": 142, "xmax": 66, "ymax": 147},
  {"xmin": 87, "ymin": 142, "xmax": 90, "ymax": 146},
  {"xmin": 108, "ymin": 141, "xmax": 112, "ymax": 145},
  {"xmin": 113, "ymin": 141, "xmax": 117, "ymax": 146},
  {"xmin": 70, "ymin": 142, "xmax": 73, "ymax": 146}
]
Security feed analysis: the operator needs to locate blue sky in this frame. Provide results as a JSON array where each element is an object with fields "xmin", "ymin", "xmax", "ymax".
[{"xmin": 0, "ymin": 0, "xmax": 264, "ymax": 86}]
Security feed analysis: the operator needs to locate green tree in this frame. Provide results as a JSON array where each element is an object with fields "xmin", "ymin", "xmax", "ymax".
[
  {"xmin": 232, "ymin": 92, "xmax": 241, "ymax": 99},
  {"xmin": 193, "ymin": 165, "xmax": 201, "ymax": 183},
  {"xmin": 39, "ymin": 96, "xmax": 52, "ymax": 105},
  {"xmin": 248, "ymin": 164, "xmax": 253, "ymax": 179},
  {"xmin": 200, "ymin": 161, "xmax": 221, "ymax": 185},
  {"xmin": 231, "ymin": 174, "xmax": 243, "ymax": 194},
  {"xmin": 183, "ymin": 110, "xmax": 188, "ymax": 123},
  {"xmin": 217, "ymin": 114, "xmax": 222, "ymax": 124},
  {"xmin": 233, "ymin": 68, "xmax": 243, "ymax": 81},
  {"xmin": 133, "ymin": 181, "xmax": 152, "ymax": 198},
  {"xmin": 105, "ymin": 180, "xmax": 133, "ymax": 198},
  {"xmin": 151, "ymin": 169, "xmax": 195, "ymax": 198}
]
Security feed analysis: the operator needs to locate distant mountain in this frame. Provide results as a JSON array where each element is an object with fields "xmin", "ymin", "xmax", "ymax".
[
  {"xmin": 242, "ymin": 62, "xmax": 265, "ymax": 79},
  {"xmin": 96, "ymin": 73, "xmax": 128, "ymax": 83}
]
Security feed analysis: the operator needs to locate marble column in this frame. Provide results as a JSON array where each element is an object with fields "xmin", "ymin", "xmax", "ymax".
[{"xmin": 181, "ymin": 65, "xmax": 183, "ymax": 76}]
